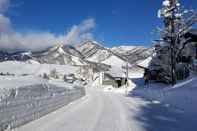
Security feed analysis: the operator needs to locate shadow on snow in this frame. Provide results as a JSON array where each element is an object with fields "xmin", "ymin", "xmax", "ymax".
[{"xmin": 126, "ymin": 78, "xmax": 197, "ymax": 131}]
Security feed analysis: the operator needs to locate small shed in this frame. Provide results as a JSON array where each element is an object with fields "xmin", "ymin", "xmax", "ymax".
[{"xmin": 102, "ymin": 66, "xmax": 127, "ymax": 88}]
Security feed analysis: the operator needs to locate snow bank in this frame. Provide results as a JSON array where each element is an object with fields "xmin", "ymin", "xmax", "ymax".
[
  {"xmin": 0, "ymin": 76, "xmax": 85, "ymax": 130},
  {"xmin": 131, "ymin": 77, "xmax": 197, "ymax": 115}
]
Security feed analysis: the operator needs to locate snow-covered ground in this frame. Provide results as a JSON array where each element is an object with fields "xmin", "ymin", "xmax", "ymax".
[
  {"xmin": 1, "ymin": 60, "xmax": 197, "ymax": 131},
  {"xmin": 130, "ymin": 76, "xmax": 197, "ymax": 115},
  {"xmin": 0, "ymin": 61, "xmax": 79, "ymax": 76},
  {"xmin": 0, "ymin": 61, "xmax": 85, "ymax": 130},
  {"xmin": 16, "ymin": 86, "xmax": 197, "ymax": 131},
  {"xmin": 0, "ymin": 61, "xmax": 82, "ymax": 103},
  {"xmin": 103, "ymin": 69, "xmax": 197, "ymax": 116}
]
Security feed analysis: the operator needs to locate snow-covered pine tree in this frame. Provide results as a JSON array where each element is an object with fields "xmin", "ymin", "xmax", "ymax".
[{"xmin": 149, "ymin": 0, "xmax": 197, "ymax": 84}]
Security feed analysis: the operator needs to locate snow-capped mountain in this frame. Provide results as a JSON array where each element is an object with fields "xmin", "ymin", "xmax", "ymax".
[
  {"xmin": 32, "ymin": 45, "xmax": 86, "ymax": 65},
  {"xmin": 62, "ymin": 45, "xmax": 84, "ymax": 58},
  {"xmin": 111, "ymin": 46, "xmax": 153, "ymax": 64},
  {"xmin": 32, "ymin": 45, "xmax": 70, "ymax": 65},
  {"xmin": 76, "ymin": 41, "xmax": 152, "ymax": 67},
  {"xmin": 76, "ymin": 41, "xmax": 126, "ymax": 64},
  {"xmin": 0, "ymin": 40, "xmax": 152, "ymax": 68},
  {"xmin": 76, "ymin": 41, "xmax": 106, "ymax": 59},
  {"xmin": 76, "ymin": 41, "xmax": 112, "ymax": 63},
  {"xmin": 0, "ymin": 44, "xmax": 86, "ymax": 66}
]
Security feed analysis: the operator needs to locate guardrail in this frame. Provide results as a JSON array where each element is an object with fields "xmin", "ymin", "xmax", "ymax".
[{"xmin": 0, "ymin": 84, "xmax": 85, "ymax": 131}]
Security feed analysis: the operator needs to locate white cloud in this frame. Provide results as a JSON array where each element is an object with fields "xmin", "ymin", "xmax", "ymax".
[
  {"xmin": 0, "ymin": 32, "xmax": 65, "ymax": 51},
  {"xmin": 64, "ymin": 18, "xmax": 95, "ymax": 45},
  {"xmin": 0, "ymin": 0, "xmax": 96, "ymax": 51},
  {"xmin": 0, "ymin": 14, "xmax": 12, "ymax": 33},
  {"xmin": 0, "ymin": 18, "xmax": 95, "ymax": 51}
]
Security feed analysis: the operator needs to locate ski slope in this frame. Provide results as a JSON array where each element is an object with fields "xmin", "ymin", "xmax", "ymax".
[{"xmin": 16, "ymin": 87, "xmax": 197, "ymax": 131}]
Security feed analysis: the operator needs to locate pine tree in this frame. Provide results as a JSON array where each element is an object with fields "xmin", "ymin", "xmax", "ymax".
[{"xmin": 150, "ymin": 0, "xmax": 197, "ymax": 84}]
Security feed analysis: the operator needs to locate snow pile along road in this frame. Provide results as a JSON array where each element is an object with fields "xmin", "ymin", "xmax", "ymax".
[
  {"xmin": 131, "ymin": 76, "xmax": 197, "ymax": 115},
  {"xmin": 16, "ymin": 86, "xmax": 197, "ymax": 131}
]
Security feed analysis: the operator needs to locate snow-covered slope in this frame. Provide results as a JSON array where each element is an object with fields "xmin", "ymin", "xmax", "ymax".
[
  {"xmin": 0, "ymin": 44, "xmax": 86, "ymax": 66},
  {"xmin": 111, "ymin": 45, "xmax": 153, "ymax": 64},
  {"xmin": 33, "ymin": 45, "xmax": 86, "ymax": 66},
  {"xmin": 76, "ymin": 41, "xmax": 152, "ymax": 68},
  {"xmin": 63, "ymin": 45, "xmax": 84, "ymax": 58},
  {"xmin": 0, "ymin": 41, "xmax": 153, "ymax": 69},
  {"xmin": 0, "ymin": 61, "xmax": 79, "ymax": 77},
  {"xmin": 76, "ymin": 41, "xmax": 102, "ymax": 58},
  {"xmin": 76, "ymin": 41, "xmax": 127, "ymax": 67},
  {"xmin": 131, "ymin": 76, "xmax": 197, "ymax": 115}
]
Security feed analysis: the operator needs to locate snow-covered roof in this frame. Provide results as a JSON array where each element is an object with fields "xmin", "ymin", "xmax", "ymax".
[
  {"xmin": 102, "ymin": 55, "xmax": 126, "ymax": 67},
  {"xmin": 105, "ymin": 66, "xmax": 125, "ymax": 78},
  {"xmin": 137, "ymin": 57, "xmax": 152, "ymax": 69}
]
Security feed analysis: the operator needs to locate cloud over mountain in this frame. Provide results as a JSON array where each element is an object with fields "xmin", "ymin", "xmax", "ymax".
[
  {"xmin": 64, "ymin": 18, "xmax": 95, "ymax": 45},
  {"xmin": 0, "ymin": 0, "xmax": 95, "ymax": 51}
]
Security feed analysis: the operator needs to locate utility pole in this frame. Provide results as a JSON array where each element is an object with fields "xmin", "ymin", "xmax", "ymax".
[
  {"xmin": 124, "ymin": 59, "xmax": 129, "ymax": 95},
  {"xmin": 98, "ymin": 54, "xmax": 103, "ymax": 87}
]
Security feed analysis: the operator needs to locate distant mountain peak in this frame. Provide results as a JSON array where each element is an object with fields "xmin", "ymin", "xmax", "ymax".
[{"xmin": 48, "ymin": 44, "xmax": 65, "ymax": 54}]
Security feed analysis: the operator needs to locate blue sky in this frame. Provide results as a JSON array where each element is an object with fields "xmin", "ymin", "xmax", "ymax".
[{"xmin": 3, "ymin": 0, "xmax": 197, "ymax": 48}]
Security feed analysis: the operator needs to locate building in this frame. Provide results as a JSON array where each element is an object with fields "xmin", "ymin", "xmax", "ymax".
[
  {"xmin": 184, "ymin": 29, "xmax": 197, "ymax": 72},
  {"xmin": 102, "ymin": 67, "xmax": 127, "ymax": 88}
]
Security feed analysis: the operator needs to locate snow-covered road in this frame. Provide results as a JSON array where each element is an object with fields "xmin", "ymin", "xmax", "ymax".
[{"xmin": 15, "ymin": 87, "xmax": 197, "ymax": 131}]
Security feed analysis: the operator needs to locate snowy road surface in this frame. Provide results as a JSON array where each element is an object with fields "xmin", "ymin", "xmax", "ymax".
[{"xmin": 16, "ymin": 88, "xmax": 197, "ymax": 131}]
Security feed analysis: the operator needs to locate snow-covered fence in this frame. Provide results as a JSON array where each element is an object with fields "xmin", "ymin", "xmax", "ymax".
[{"xmin": 0, "ymin": 84, "xmax": 85, "ymax": 131}]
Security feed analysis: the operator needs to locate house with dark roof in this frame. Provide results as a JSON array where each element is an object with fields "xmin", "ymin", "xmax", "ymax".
[
  {"xmin": 184, "ymin": 29, "xmax": 197, "ymax": 72},
  {"xmin": 184, "ymin": 29, "xmax": 197, "ymax": 58}
]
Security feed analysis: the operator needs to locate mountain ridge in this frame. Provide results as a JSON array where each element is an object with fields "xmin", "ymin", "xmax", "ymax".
[{"xmin": 0, "ymin": 40, "xmax": 153, "ymax": 67}]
